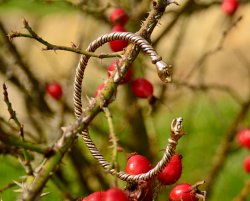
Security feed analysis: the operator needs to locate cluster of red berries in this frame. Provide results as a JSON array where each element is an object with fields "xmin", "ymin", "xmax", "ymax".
[
  {"xmin": 46, "ymin": 82, "xmax": 63, "ymax": 100},
  {"xmin": 109, "ymin": 8, "xmax": 129, "ymax": 52},
  {"xmin": 126, "ymin": 153, "xmax": 202, "ymax": 201},
  {"xmin": 81, "ymin": 153, "xmax": 203, "ymax": 200},
  {"xmin": 236, "ymin": 128, "xmax": 250, "ymax": 173},
  {"xmin": 81, "ymin": 187, "xmax": 129, "ymax": 201},
  {"xmin": 221, "ymin": 0, "xmax": 239, "ymax": 15},
  {"xmin": 95, "ymin": 59, "xmax": 154, "ymax": 100},
  {"xmin": 94, "ymin": 8, "xmax": 155, "ymax": 101}
]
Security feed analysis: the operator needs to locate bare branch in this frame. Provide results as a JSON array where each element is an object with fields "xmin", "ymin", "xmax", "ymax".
[{"xmin": 9, "ymin": 19, "xmax": 122, "ymax": 59}]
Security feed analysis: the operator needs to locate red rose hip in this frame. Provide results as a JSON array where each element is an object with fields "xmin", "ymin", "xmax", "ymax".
[
  {"xmin": 221, "ymin": 0, "xmax": 238, "ymax": 15},
  {"xmin": 81, "ymin": 191, "xmax": 106, "ymax": 201},
  {"xmin": 236, "ymin": 128, "xmax": 250, "ymax": 149},
  {"xmin": 169, "ymin": 183, "xmax": 199, "ymax": 201},
  {"xmin": 157, "ymin": 154, "xmax": 182, "ymax": 185},
  {"xmin": 131, "ymin": 78, "xmax": 153, "ymax": 99},
  {"xmin": 110, "ymin": 8, "xmax": 129, "ymax": 26},
  {"xmin": 105, "ymin": 187, "xmax": 129, "ymax": 201},
  {"xmin": 125, "ymin": 153, "xmax": 153, "ymax": 175},
  {"xmin": 109, "ymin": 25, "xmax": 128, "ymax": 52},
  {"xmin": 46, "ymin": 82, "xmax": 63, "ymax": 100},
  {"xmin": 243, "ymin": 156, "xmax": 250, "ymax": 173}
]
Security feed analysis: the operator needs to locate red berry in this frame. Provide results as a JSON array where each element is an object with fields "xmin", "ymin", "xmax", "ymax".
[
  {"xmin": 243, "ymin": 156, "xmax": 250, "ymax": 173},
  {"xmin": 109, "ymin": 25, "xmax": 128, "ymax": 52},
  {"xmin": 105, "ymin": 187, "xmax": 129, "ymax": 201},
  {"xmin": 131, "ymin": 78, "xmax": 153, "ymax": 99},
  {"xmin": 222, "ymin": 0, "xmax": 238, "ymax": 15},
  {"xmin": 46, "ymin": 82, "xmax": 63, "ymax": 100},
  {"xmin": 125, "ymin": 153, "xmax": 153, "ymax": 175},
  {"xmin": 157, "ymin": 154, "xmax": 182, "ymax": 185},
  {"xmin": 107, "ymin": 61, "xmax": 133, "ymax": 84},
  {"xmin": 169, "ymin": 184, "xmax": 199, "ymax": 201},
  {"xmin": 81, "ymin": 191, "xmax": 106, "ymax": 201},
  {"xmin": 110, "ymin": 8, "xmax": 129, "ymax": 26},
  {"xmin": 236, "ymin": 129, "xmax": 250, "ymax": 149}
]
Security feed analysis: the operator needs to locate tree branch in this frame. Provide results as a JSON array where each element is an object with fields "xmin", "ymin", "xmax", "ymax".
[{"xmin": 9, "ymin": 19, "xmax": 122, "ymax": 59}]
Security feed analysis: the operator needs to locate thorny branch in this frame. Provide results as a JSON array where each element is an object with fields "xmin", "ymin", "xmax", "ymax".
[
  {"xmin": 9, "ymin": 19, "xmax": 122, "ymax": 59},
  {"xmin": 0, "ymin": 21, "xmax": 51, "ymax": 114},
  {"xmin": 103, "ymin": 107, "xmax": 119, "ymax": 170},
  {"xmin": 3, "ymin": 83, "xmax": 22, "ymax": 128},
  {"xmin": 3, "ymin": 83, "xmax": 33, "ymax": 175}
]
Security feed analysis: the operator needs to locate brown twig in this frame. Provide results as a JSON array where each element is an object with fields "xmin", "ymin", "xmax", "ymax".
[
  {"xmin": 0, "ymin": 20, "xmax": 51, "ymax": 114},
  {"xmin": 3, "ymin": 83, "xmax": 22, "ymax": 128},
  {"xmin": 9, "ymin": 19, "xmax": 122, "ymax": 59},
  {"xmin": 174, "ymin": 81, "xmax": 244, "ymax": 104},
  {"xmin": 184, "ymin": 15, "xmax": 243, "ymax": 79},
  {"xmin": 64, "ymin": 0, "xmax": 111, "ymax": 24},
  {"xmin": 3, "ymin": 83, "xmax": 34, "ymax": 175}
]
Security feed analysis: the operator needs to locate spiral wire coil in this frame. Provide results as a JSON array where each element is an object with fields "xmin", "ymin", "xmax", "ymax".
[{"xmin": 73, "ymin": 32, "xmax": 181, "ymax": 182}]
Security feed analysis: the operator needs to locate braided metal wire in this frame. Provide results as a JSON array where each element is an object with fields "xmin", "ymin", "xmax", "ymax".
[
  {"xmin": 74, "ymin": 32, "xmax": 179, "ymax": 182},
  {"xmin": 74, "ymin": 32, "xmax": 171, "ymax": 118},
  {"xmin": 81, "ymin": 118, "xmax": 183, "ymax": 182}
]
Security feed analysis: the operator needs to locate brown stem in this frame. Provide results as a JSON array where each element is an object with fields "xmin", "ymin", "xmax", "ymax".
[
  {"xmin": 8, "ymin": 19, "xmax": 122, "ymax": 59},
  {"xmin": 0, "ymin": 20, "xmax": 51, "ymax": 114}
]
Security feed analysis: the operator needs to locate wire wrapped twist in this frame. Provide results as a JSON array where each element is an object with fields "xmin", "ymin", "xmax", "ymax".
[
  {"xmin": 74, "ymin": 32, "xmax": 172, "ymax": 118},
  {"xmin": 81, "ymin": 117, "xmax": 183, "ymax": 182},
  {"xmin": 73, "ymin": 32, "xmax": 181, "ymax": 182}
]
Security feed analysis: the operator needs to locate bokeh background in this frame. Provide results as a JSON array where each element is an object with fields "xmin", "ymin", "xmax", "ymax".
[{"xmin": 0, "ymin": 0, "xmax": 250, "ymax": 200}]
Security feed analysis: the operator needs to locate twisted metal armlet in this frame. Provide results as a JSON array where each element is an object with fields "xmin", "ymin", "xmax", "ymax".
[
  {"xmin": 74, "ymin": 32, "xmax": 172, "ymax": 118},
  {"xmin": 81, "ymin": 117, "xmax": 184, "ymax": 182},
  {"xmin": 73, "ymin": 32, "xmax": 179, "ymax": 182}
]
